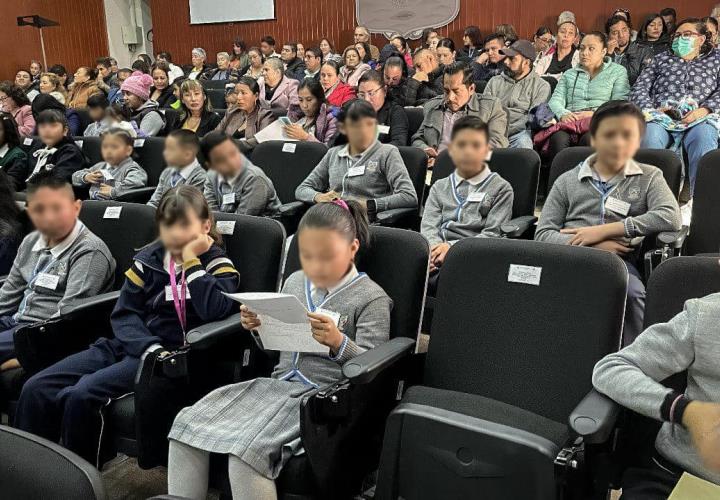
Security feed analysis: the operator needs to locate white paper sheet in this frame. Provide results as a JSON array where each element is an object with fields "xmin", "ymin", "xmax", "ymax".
[{"xmin": 252, "ymin": 120, "xmax": 299, "ymax": 144}]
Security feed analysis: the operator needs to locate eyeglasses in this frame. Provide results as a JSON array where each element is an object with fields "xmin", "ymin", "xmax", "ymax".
[
  {"xmin": 672, "ymin": 31, "xmax": 700, "ymax": 40},
  {"xmin": 357, "ymin": 87, "xmax": 384, "ymax": 99}
]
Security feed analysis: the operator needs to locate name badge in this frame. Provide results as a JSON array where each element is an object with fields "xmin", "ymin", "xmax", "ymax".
[
  {"xmin": 23, "ymin": 137, "xmax": 33, "ymax": 146},
  {"xmin": 222, "ymin": 192, "xmax": 236, "ymax": 205},
  {"xmin": 605, "ymin": 197, "xmax": 631, "ymax": 216},
  {"xmin": 165, "ymin": 285, "xmax": 191, "ymax": 301},
  {"xmin": 315, "ymin": 308, "xmax": 341, "ymax": 326},
  {"xmin": 377, "ymin": 125, "xmax": 390, "ymax": 135},
  {"xmin": 35, "ymin": 272, "xmax": 60, "ymax": 290},
  {"xmin": 100, "ymin": 169, "xmax": 114, "ymax": 181},
  {"xmin": 348, "ymin": 165, "xmax": 365, "ymax": 177},
  {"xmin": 466, "ymin": 191, "xmax": 486, "ymax": 203},
  {"xmin": 282, "ymin": 143, "xmax": 297, "ymax": 153}
]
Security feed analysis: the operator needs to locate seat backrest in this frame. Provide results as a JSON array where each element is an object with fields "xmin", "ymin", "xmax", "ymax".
[
  {"xmin": 284, "ymin": 226, "xmax": 429, "ymax": 339},
  {"xmin": 0, "ymin": 425, "xmax": 107, "ymax": 500},
  {"xmin": 202, "ymin": 79, "xmax": 230, "ymax": 90},
  {"xmin": 687, "ymin": 151, "xmax": 720, "ymax": 255},
  {"xmin": 432, "ymin": 149, "xmax": 540, "ymax": 218},
  {"xmin": 134, "ymin": 137, "xmax": 168, "ymax": 186},
  {"xmin": 206, "ymin": 88, "xmax": 227, "ymax": 110},
  {"xmin": 251, "ymin": 141, "xmax": 328, "ymax": 204},
  {"xmin": 426, "ymin": 238, "xmax": 627, "ymax": 424},
  {"xmin": 404, "ymin": 107, "xmax": 424, "ymax": 139},
  {"xmin": 541, "ymin": 75, "xmax": 558, "ymax": 94},
  {"xmin": 79, "ymin": 201, "xmax": 158, "ymax": 289},
  {"xmin": 214, "ymin": 213, "xmax": 286, "ymax": 293},
  {"xmin": 75, "ymin": 108, "xmax": 93, "ymax": 134},
  {"xmin": 548, "ymin": 147, "xmax": 683, "ymax": 199},
  {"xmin": 74, "ymin": 136, "xmax": 103, "ymax": 166},
  {"xmin": 397, "ymin": 146, "xmax": 428, "ymax": 209}
]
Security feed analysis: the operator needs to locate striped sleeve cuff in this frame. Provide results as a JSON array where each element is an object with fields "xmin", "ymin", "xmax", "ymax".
[
  {"xmin": 124, "ymin": 261, "xmax": 145, "ymax": 287},
  {"xmin": 623, "ymin": 218, "xmax": 637, "ymax": 238},
  {"xmin": 183, "ymin": 258, "xmax": 206, "ymax": 284},
  {"xmin": 206, "ymin": 257, "xmax": 239, "ymax": 277},
  {"xmin": 327, "ymin": 334, "xmax": 363, "ymax": 364}
]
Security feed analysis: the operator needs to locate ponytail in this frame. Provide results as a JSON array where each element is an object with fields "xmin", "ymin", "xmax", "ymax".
[{"xmin": 298, "ymin": 199, "xmax": 371, "ymax": 251}]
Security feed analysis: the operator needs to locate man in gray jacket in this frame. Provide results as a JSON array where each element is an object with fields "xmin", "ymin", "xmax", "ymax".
[
  {"xmin": 484, "ymin": 40, "xmax": 551, "ymax": 149},
  {"xmin": 412, "ymin": 62, "xmax": 509, "ymax": 166}
]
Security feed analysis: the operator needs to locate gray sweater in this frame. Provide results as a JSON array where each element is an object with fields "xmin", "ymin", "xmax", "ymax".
[
  {"xmin": 535, "ymin": 155, "xmax": 681, "ymax": 245},
  {"xmin": 72, "ymin": 157, "xmax": 148, "ymax": 200},
  {"xmin": 593, "ymin": 293, "xmax": 720, "ymax": 484},
  {"xmin": 203, "ymin": 161, "xmax": 281, "ymax": 217},
  {"xmin": 295, "ymin": 141, "xmax": 418, "ymax": 212},
  {"xmin": 0, "ymin": 221, "xmax": 115, "ymax": 323},
  {"xmin": 483, "ymin": 71, "xmax": 552, "ymax": 136},
  {"xmin": 147, "ymin": 160, "xmax": 207, "ymax": 208},
  {"xmin": 421, "ymin": 169, "xmax": 514, "ymax": 245}
]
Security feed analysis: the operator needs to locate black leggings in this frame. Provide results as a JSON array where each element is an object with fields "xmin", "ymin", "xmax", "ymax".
[{"xmin": 546, "ymin": 130, "xmax": 592, "ymax": 163}]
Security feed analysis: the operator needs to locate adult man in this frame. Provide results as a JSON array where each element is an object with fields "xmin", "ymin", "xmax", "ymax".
[
  {"xmin": 606, "ymin": 15, "xmax": 654, "ymax": 85},
  {"xmin": 303, "ymin": 47, "xmax": 323, "ymax": 81},
  {"xmin": 405, "ymin": 48, "xmax": 445, "ymax": 106},
  {"xmin": 660, "ymin": 8, "xmax": 677, "ymax": 33},
  {"xmin": 345, "ymin": 26, "xmax": 380, "ymax": 61},
  {"xmin": 95, "ymin": 57, "xmax": 118, "ymax": 95},
  {"xmin": 471, "ymin": 33, "xmax": 507, "ymax": 86},
  {"xmin": 484, "ymin": 40, "xmax": 551, "ymax": 149},
  {"xmin": 412, "ymin": 62, "xmax": 509, "ymax": 165},
  {"xmin": 156, "ymin": 52, "xmax": 185, "ymax": 83},
  {"xmin": 281, "ymin": 42, "xmax": 307, "ymax": 81}
]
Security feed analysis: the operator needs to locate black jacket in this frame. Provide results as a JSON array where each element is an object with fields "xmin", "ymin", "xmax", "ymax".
[
  {"xmin": 284, "ymin": 57, "xmax": 307, "ymax": 82},
  {"xmin": 152, "ymin": 86, "xmax": 179, "ymax": 109},
  {"xmin": 637, "ymin": 35, "xmax": 672, "ymax": 56},
  {"xmin": 611, "ymin": 41, "xmax": 655, "ymax": 85},
  {"xmin": 174, "ymin": 109, "xmax": 222, "ymax": 137},
  {"xmin": 402, "ymin": 65, "xmax": 445, "ymax": 106},
  {"xmin": 376, "ymin": 100, "xmax": 409, "ymax": 147},
  {"xmin": 8, "ymin": 136, "xmax": 88, "ymax": 191}
]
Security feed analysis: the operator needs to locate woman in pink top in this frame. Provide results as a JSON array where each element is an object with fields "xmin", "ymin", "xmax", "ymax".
[{"xmin": 0, "ymin": 82, "xmax": 35, "ymax": 137}]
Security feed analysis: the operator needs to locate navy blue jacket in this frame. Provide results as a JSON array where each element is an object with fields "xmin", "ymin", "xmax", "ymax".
[{"xmin": 110, "ymin": 241, "xmax": 240, "ymax": 357}]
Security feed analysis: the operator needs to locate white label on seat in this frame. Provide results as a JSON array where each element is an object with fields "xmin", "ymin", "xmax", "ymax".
[
  {"xmin": 282, "ymin": 143, "xmax": 296, "ymax": 153},
  {"xmin": 24, "ymin": 137, "xmax": 33, "ymax": 146},
  {"xmin": 103, "ymin": 206, "xmax": 123, "ymax": 219},
  {"xmin": 75, "ymin": 140, "xmax": 84, "ymax": 148},
  {"xmin": 242, "ymin": 349, "xmax": 250, "ymax": 367},
  {"xmin": 134, "ymin": 138, "xmax": 145, "ymax": 148},
  {"xmin": 216, "ymin": 220, "xmax": 236, "ymax": 235},
  {"xmin": 508, "ymin": 264, "xmax": 542, "ymax": 286}
]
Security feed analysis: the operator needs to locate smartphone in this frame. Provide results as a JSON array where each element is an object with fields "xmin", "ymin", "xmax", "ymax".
[{"xmin": 279, "ymin": 116, "xmax": 292, "ymax": 125}]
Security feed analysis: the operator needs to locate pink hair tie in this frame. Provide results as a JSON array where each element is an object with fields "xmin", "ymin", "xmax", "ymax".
[{"xmin": 332, "ymin": 199, "xmax": 349, "ymax": 211}]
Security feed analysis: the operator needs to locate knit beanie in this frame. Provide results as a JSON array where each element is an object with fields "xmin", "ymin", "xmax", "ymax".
[{"xmin": 120, "ymin": 71, "xmax": 153, "ymax": 101}]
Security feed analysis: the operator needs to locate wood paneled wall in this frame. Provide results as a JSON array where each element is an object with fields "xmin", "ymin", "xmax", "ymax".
[
  {"xmin": 151, "ymin": 0, "xmax": 717, "ymax": 65},
  {"xmin": 0, "ymin": 0, "xmax": 108, "ymax": 81}
]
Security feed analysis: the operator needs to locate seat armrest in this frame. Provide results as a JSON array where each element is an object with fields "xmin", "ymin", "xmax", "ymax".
[
  {"xmin": 115, "ymin": 187, "xmax": 157, "ymax": 204},
  {"xmin": 656, "ymin": 226, "xmax": 689, "ymax": 250},
  {"xmin": 500, "ymin": 215, "xmax": 538, "ymax": 239},
  {"xmin": 58, "ymin": 290, "xmax": 122, "ymax": 318},
  {"xmin": 569, "ymin": 389, "xmax": 620, "ymax": 444},
  {"xmin": 342, "ymin": 336, "xmax": 416, "ymax": 384},
  {"xmin": 277, "ymin": 201, "xmax": 307, "ymax": 217},
  {"xmin": 185, "ymin": 312, "xmax": 243, "ymax": 348},
  {"xmin": 375, "ymin": 208, "xmax": 416, "ymax": 226}
]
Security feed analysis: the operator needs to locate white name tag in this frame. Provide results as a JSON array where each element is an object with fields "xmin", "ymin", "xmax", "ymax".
[
  {"xmin": 348, "ymin": 165, "xmax": 365, "ymax": 177},
  {"xmin": 100, "ymin": 169, "xmax": 114, "ymax": 181},
  {"xmin": 103, "ymin": 206, "xmax": 122, "ymax": 219},
  {"xmin": 165, "ymin": 284, "xmax": 191, "ymax": 301},
  {"xmin": 605, "ymin": 197, "xmax": 631, "ymax": 216},
  {"xmin": 377, "ymin": 125, "xmax": 390, "ymax": 134},
  {"xmin": 216, "ymin": 220, "xmax": 236, "ymax": 235},
  {"xmin": 315, "ymin": 308, "xmax": 341, "ymax": 326},
  {"xmin": 222, "ymin": 192, "xmax": 236, "ymax": 205},
  {"xmin": 282, "ymin": 143, "xmax": 296, "ymax": 153},
  {"xmin": 35, "ymin": 272, "xmax": 60, "ymax": 290},
  {"xmin": 466, "ymin": 191, "xmax": 486, "ymax": 203},
  {"xmin": 134, "ymin": 138, "xmax": 145, "ymax": 148},
  {"xmin": 23, "ymin": 137, "xmax": 33, "ymax": 146},
  {"xmin": 508, "ymin": 264, "xmax": 542, "ymax": 286},
  {"xmin": 75, "ymin": 139, "xmax": 84, "ymax": 148}
]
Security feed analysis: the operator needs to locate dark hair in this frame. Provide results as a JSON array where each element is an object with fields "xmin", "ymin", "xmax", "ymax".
[
  {"xmin": 496, "ymin": 24, "xmax": 518, "ymax": 44},
  {"xmin": 0, "ymin": 81, "xmax": 31, "ymax": 107},
  {"xmin": 483, "ymin": 33, "xmax": 506, "ymax": 46},
  {"xmin": 383, "ymin": 56, "xmax": 408, "ymax": 77},
  {"xmin": 660, "ymin": 8, "xmax": 677, "ymax": 20},
  {"xmin": 337, "ymin": 99, "xmax": 377, "ymax": 123},
  {"xmin": 606, "ymin": 15, "xmax": 632, "ymax": 34},
  {"xmin": 157, "ymin": 51, "xmax": 173, "ymax": 62},
  {"xmin": 16, "ymin": 70, "xmax": 31, "ymax": 79},
  {"xmin": 443, "ymin": 62, "xmax": 474, "ymax": 86},
  {"xmin": 437, "ymin": 37, "xmax": 456, "ymax": 52},
  {"xmin": 131, "ymin": 60, "xmax": 150, "ymax": 74},
  {"xmin": 156, "ymin": 185, "xmax": 221, "ymax": 244},
  {"xmin": 321, "ymin": 59, "xmax": 341, "ymax": 76},
  {"xmin": 320, "ymin": 38, "xmax": 335, "ymax": 52},
  {"xmin": 151, "ymin": 61, "xmax": 171, "ymax": 79},
  {"xmin": 391, "ymin": 35, "xmax": 409, "ymax": 52},
  {"xmin": 167, "ymin": 129, "xmax": 201, "ymax": 154},
  {"xmin": 589, "ymin": 100, "xmax": 646, "ymax": 136},
  {"xmin": 31, "ymin": 93, "xmax": 66, "ymax": 120},
  {"xmin": 611, "ymin": 8, "xmax": 632, "ymax": 26},
  {"xmin": 48, "ymin": 64, "xmax": 67, "ymax": 77},
  {"xmin": 96, "ymin": 57, "xmax": 112, "ymax": 69},
  {"xmin": 101, "ymin": 126, "xmax": 134, "ymax": 146},
  {"xmin": 357, "ymin": 69, "xmax": 384, "ymax": 88},
  {"xmin": 118, "ymin": 67, "xmax": 133, "ymax": 77},
  {"xmin": 107, "ymin": 103, "xmax": 130, "ymax": 121},
  {"xmin": 451, "ymin": 115, "xmax": 489, "ymax": 140},
  {"xmin": 283, "ymin": 42, "xmax": 298, "ymax": 55},
  {"xmin": 0, "ymin": 112, "xmax": 22, "ymax": 149},
  {"xmin": 354, "ymin": 41, "xmax": 372, "ymax": 63},
  {"xmin": 200, "ymin": 131, "xmax": 234, "ymax": 162},
  {"xmin": 298, "ymin": 200, "xmax": 370, "ymax": 251},
  {"xmin": 36, "ymin": 108, "xmax": 68, "ymax": 128},
  {"xmin": 231, "ymin": 38, "xmax": 247, "ymax": 61},
  {"xmin": 343, "ymin": 47, "xmax": 361, "ymax": 64},
  {"xmin": 464, "ymin": 26, "xmax": 483, "ymax": 47},
  {"xmin": 87, "ymin": 92, "xmax": 109, "ymax": 109},
  {"xmin": 305, "ymin": 46, "xmax": 322, "ymax": 60},
  {"xmin": 297, "ymin": 78, "xmax": 327, "ymax": 110},
  {"xmin": 535, "ymin": 26, "xmax": 553, "ymax": 38},
  {"xmin": 260, "ymin": 35, "xmax": 276, "ymax": 46},
  {"xmin": 26, "ymin": 168, "xmax": 74, "ymax": 198},
  {"xmin": 702, "ymin": 16, "xmax": 719, "ymax": 30},
  {"xmin": 0, "ymin": 170, "xmax": 21, "ymax": 232},
  {"xmin": 178, "ymin": 79, "xmax": 213, "ymax": 122},
  {"xmin": 421, "ymin": 28, "xmax": 439, "ymax": 47},
  {"xmin": 136, "ymin": 54, "xmax": 153, "ymax": 65},
  {"xmin": 235, "ymin": 75, "xmax": 260, "ymax": 95},
  {"xmin": 675, "ymin": 18, "xmax": 714, "ymax": 54},
  {"xmin": 638, "ymin": 13, "xmax": 668, "ymax": 41},
  {"xmin": 583, "ymin": 31, "xmax": 608, "ymax": 48},
  {"xmin": 78, "ymin": 66, "xmax": 98, "ymax": 80}
]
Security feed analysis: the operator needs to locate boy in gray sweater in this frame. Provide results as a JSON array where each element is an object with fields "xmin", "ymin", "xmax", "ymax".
[
  {"xmin": 147, "ymin": 130, "xmax": 207, "ymax": 209},
  {"xmin": 0, "ymin": 171, "xmax": 115, "ymax": 370},
  {"xmin": 200, "ymin": 132, "xmax": 281, "ymax": 216},
  {"xmin": 535, "ymin": 101, "xmax": 681, "ymax": 344},
  {"xmin": 421, "ymin": 116, "xmax": 513, "ymax": 293}
]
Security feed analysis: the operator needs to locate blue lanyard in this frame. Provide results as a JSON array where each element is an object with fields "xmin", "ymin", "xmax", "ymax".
[
  {"xmin": 304, "ymin": 273, "xmax": 366, "ymax": 312},
  {"xmin": 441, "ymin": 173, "xmax": 496, "ymax": 240},
  {"xmin": 589, "ymin": 174, "xmax": 616, "ymax": 224}
]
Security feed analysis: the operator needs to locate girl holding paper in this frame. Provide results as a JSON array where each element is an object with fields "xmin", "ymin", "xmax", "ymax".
[{"xmin": 166, "ymin": 200, "xmax": 392, "ymax": 500}]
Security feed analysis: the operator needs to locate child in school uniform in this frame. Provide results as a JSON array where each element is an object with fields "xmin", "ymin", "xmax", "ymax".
[
  {"xmin": 6, "ymin": 109, "xmax": 88, "ymax": 191},
  {"xmin": 15, "ymin": 185, "xmax": 240, "ymax": 464},
  {"xmin": 82, "ymin": 93, "xmax": 111, "ymax": 137},
  {"xmin": 147, "ymin": 129, "xmax": 207, "ymax": 208},
  {"xmin": 200, "ymin": 131, "xmax": 281, "ymax": 216},
  {"xmin": 72, "ymin": 123, "xmax": 147, "ymax": 200},
  {"xmin": 535, "ymin": 100, "xmax": 682, "ymax": 345},
  {"xmin": 166, "ymin": 201, "xmax": 393, "ymax": 500},
  {"xmin": 0, "ymin": 171, "xmax": 115, "ymax": 372},
  {"xmin": 421, "ymin": 115, "xmax": 513, "ymax": 291}
]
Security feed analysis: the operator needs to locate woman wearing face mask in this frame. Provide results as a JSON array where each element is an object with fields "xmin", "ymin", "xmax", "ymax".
[
  {"xmin": 174, "ymin": 79, "xmax": 221, "ymax": 137},
  {"xmin": 631, "ymin": 18, "xmax": 720, "ymax": 221},
  {"xmin": 637, "ymin": 13, "xmax": 672, "ymax": 55}
]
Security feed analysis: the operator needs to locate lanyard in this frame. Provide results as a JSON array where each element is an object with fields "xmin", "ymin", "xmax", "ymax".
[
  {"xmin": 589, "ymin": 173, "xmax": 616, "ymax": 224},
  {"xmin": 168, "ymin": 261, "xmax": 187, "ymax": 341},
  {"xmin": 304, "ymin": 273, "xmax": 365, "ymax": 312},
  {"xmin": 441, "ymin": 173, "xmax": 495, "ymax": 240}
]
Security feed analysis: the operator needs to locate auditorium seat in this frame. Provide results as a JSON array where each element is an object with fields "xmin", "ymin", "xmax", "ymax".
[
  {"xmin": 375, "ymin": 146, "xmax": 427, "ymax": 229},
  {"xmin": 685, "ymin": 151, "xmax": 720, "ymax": 255},
  {"xmin": 205, "ymin": 88, "xmax": 227, "ymax": 110},
  {"xmin": 115, "ymin": 137, "xmax": 168, "ymax": 204},
  {"xmin": 404, "ymin": 107, "xmax": 424, "ymax": 139},
  {"xmin": 74, "ymin": 136, "xmax": 103, "ymax": 165}
]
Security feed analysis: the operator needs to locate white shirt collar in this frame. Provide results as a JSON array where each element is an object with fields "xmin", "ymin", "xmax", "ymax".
[
  {"xmin": 31, "ymin": 220, "xmax": 85, "ymax": 258},
  {"xmin": 176, "ymin": 159, "xmax": 200, "ymax": 180},
  {"xmin": 0, "ymin": 144, "xmax": 8, "ymax": 158},
  {"xmin": 164, "ymin": 251, "xmax": 183, "ymax": 274},
  {"xmin": 454, "ymin": 165, "xmax": 492, "ymax": 186},
  {"xmin": 310, "ymin": 264, "xmax": 360, "ymax": 296},
  {"xmin": 577, "ymin": 153, "xmax": 643, "ymax": 181}
]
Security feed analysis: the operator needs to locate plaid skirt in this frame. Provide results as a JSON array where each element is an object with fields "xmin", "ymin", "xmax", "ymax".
[{"xmin": 168, "ymin": 377, "xmax": 315, "ymax": 478}]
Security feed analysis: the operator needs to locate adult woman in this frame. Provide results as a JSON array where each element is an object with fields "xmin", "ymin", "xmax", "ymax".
[
  {"xmin": 631, "ymin": 18, "xmax": 720, "ymax": 206},
  {"xmin": 340, "ymin": 47, "xmax": 371, "ymax": 87},
  {"xmin": 15, "ymin": 70, "xmax": 38, "ymax": 101},
  {"xmin": 703, "ymin": 16, "xmax": 719, "ymax": 47},
  {"xmin": 0, "ymin": 81, "xmax": 35, "ymax": 137},
  {"xmin": 296, "ymin": 43, "xmax": 306, "ymax": 59},
  {"xmin": 187, "ymin": 48, "xmax": 208, "ymax": 80},
  {"xmin": 436, "ymin": 38, "xmax": 456, "ymax": 66},
  {"xmin": 462, "ymin": 26, "xmax": 483, "ymax": 59},
  {"xmin": 320, "ymin": 38, "xmax": 342, "ymax": 63},
  {"xmin": 229, "ymin": 38, "xmax": 250, "ymax": 71},
  {"xmin": 150, "ymin": 62, "xmax": 179, "ymax": 109},
  {"xmin": 535, "ymin": 14, "xmax": 580, "ymax": 79},
  {"xmin": 259, "ymin": 58, "xmax": 300, "ymax": 113},
  {"xmin": 286, "ymin": 79, "xmax": 337, "ymax": 145},
  {"xmin": 29, "ymin": 60, "xmax": 43, "ymax": 83},
  {"xmin": 496, "ymin": 24, "xmax": 519, "ymax": 45},
  {"xmin": 120, "ymin": 71, "xmax": 165, "ymax": 137},
  {"xmin": 175, "ymin": 79, "xmax": 221, "ymax": 137},
  {"xmin": 30, "ymin": 93, "xmax": 82, "ymax": 136},
  {"xmin": 320, "ymin": 61, "xmax": 356, "ymax": 107},
  {"xmin": 638, "ymin": 13, "xmax": 672, "ymax": 55},
  {"xmin": 39, "ymin": 72, "xmax": 67, "ymax": 104},
  {"xmin": 0, "ymin": 169, "xmax": 21, "ymax": 275},
  {"xmin": 421, "ymin": 28, "xmax": 441, "ymax": 51},
  {"xmin": 544, "ymin": 32, "xmax": 630, "ymax": 160},
  {"xmin": 66, "ymin": 67, "xmax": 101, "ymax": 109},
  {"xmin": 355, "ymin": 42, "xmax": 377, "ymax": 70},
  {"xmin": 215, "ymin": 76, "xmax": 275, "ymax": 152},
  {"xmin": 534, "ymin": 27, "xmax": 554, "ymax": 60},
  {"xmin": 390, "ymin": 35, "xmax": 414, "ymax": 70},
  {"xmin": 135, "ymin": 54, "xmax": 153, "ymax": 66},
  {"xmin": 244, "ymin": 47, "xmax": 265, "ymax": 79},
  {"xmin": 357, "ymin": 70, "xmax": 408, "ymax": 147}
]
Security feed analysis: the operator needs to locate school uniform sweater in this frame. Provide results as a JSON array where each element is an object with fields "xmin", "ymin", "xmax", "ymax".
[
  {"xmin": 534, "ymin": 155, "xmax": 681, "ymax": 245},
  {"xmin": 421, "ymin": 168, "xmax": 514, "ymax": 246},
  {"xmin": 0, "ymin": 220, "xmax": 115, "ymax": 323},
  {"xmin": 295, "ymin": 141, "xmax": 418, "ymax": 212},
  {"xmin": 7, "ymin": 136, "xmax": 88, "ymax": 191},
  {"xmin": 72, "ymin": 157, "xmax": 148, "ymax": 200},
  {"xmin": 147, "ymin": 160, "xmax": 207, "ymax": 209},
  {"xmin": 112, "ymin": 241, "xmax": 240, "ymax": 357},
  {"xmin": 203, "ymin": 161, "xmax": 281, "ymax": 216},
  {"xmin": 593, "ymin": 293, "xmax": 720, "ymax": 485}
]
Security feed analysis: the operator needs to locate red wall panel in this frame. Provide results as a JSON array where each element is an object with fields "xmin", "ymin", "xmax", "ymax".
[
  {"xmin": 151, "ymin": 0, "xmax": 717, "ymax": 65},
  {"xmin": 0, "ymin": 0, "xmax": 108, "ymax": 81}
]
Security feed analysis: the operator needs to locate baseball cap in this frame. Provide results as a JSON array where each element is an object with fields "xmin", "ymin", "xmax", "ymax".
[{"xmin": 500, "ymin": 40, "xmax": 536, "ymax": 61}]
